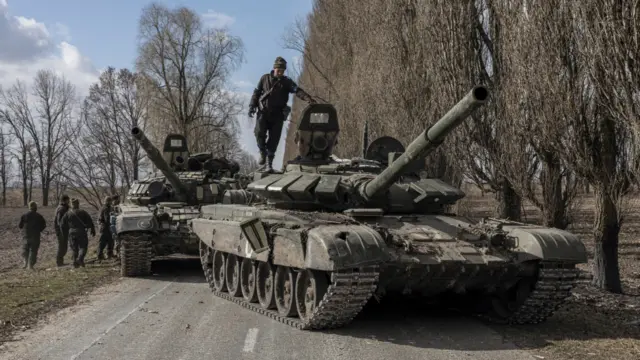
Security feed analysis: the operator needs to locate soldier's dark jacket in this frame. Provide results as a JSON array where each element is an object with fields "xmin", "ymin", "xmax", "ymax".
[
  {"xmin": 249, "ymin": 71, "xmax": 313, "ymax": 111},
  {"xmin": 18, "ymin": 211, "xmax": 46, "ymax": 240},
  {"xmin": 98, "ymin": 204, "xmax": 111, "ymax": 231},
  {"xmin": 61, "ymin": 209, "xmax": 95, "ymax": 234},
  {"xmin": 54, "ymin": 203, "xmax": 69, "ymax": 234}
]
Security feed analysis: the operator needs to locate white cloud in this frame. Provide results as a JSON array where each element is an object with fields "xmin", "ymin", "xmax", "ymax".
[
  {"xmin": 202, "ymin": 10, "xmax": 235, "ymax": 29},
  {"xmin": 0, "ymin": 3, "xmax": 98, "ymax": 96},
  {"xmin": 232, "ymin": 79, "xmax": 254, "ymax": 89}
]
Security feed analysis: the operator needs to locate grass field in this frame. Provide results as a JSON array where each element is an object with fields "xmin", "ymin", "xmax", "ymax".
[
  {"xmin": 0, "ymin": 196, "xmax": 121, "ymax": 346},
  {"xmin": 0, "ymin": 187, "xmax": 639, "ymax": 358}
]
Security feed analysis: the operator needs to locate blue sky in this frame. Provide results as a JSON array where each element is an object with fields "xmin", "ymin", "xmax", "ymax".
[{"xmin": 7, "ymin": 0, "xmax": 313, "ymax": 167}]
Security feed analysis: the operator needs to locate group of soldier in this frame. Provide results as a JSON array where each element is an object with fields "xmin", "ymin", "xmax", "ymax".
[{"xmin": 18, "ymin": 194, "xmax": 121, "ymax": 270}]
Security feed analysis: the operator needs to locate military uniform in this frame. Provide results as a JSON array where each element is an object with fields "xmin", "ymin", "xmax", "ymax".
[
  {"xmin": 97, "ymin": 196, "xmax": 114, "ymax": 259},
  {"xmin": 110, "ymin": 195, "xmax": 120, "ymax": 256},
  {"xmin": 54, "ymin": 195, "xmax": 70, "ymax": 266},
  {"xmin": 249, "ymin": 56, "xmax": 315, "ymax": 170},
  {"xmin": 60, "ymin": 198, "xmax": 96, "ymax": 268},
  {"xmin": 18, "ymin": 202, "xmax": 46, "ymax": 269}
]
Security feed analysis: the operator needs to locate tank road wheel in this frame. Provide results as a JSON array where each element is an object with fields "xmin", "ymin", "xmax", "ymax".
[
  {"xmin": 119, "ymin": 234, "xmax": 152, "ymax": 277},
  {"xmin": 489, "ymin": 278, "xmax": 536, "ymax": 322},
  {"xmin": 225, "ymin": 254, "xmax": 242, "ymax": 297},
  {"xmin": 199, "ymin": 241, "xmax": 214, "ymax": 290},
  {"xmin": 256, "ymin": 262, "xmax": 276, "ymax": 309},
  {"xmin": 295, "ymin": 270, "xmax": 329, "ymax": 322},
  {"xmin": 240, "ymin": 258, "xmax": 258, "ymax": 303},
  {"xmin": 212, "ymin": 251, "xmax": 227, "ymax": 292},
  {"xmin": 274, "ymin": 266, "xmax": 297, "ymax": 317}
]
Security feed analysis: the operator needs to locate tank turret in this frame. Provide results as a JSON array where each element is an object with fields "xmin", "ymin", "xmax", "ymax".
[
  {"xmin": 131, "ymin": 127, "xmax": 189, "ymax": 201},
  {"xmin": 242, "ymin": 86, "xmax": 488, "ymax": 213},
  {"xmin": 361, "ymin": 86, "xmax": 488, "ymax": 200}
]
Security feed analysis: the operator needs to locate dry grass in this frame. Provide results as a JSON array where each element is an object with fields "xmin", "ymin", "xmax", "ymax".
[
  {"xmin": 456, "ymin": 184, "xmax": 640, "ymax": 360},
  {"xmin": 0, "ymin": 193, "xmax": 120, "ymax": 345}
]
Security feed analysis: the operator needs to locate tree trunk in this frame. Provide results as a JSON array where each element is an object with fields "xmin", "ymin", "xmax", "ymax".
[
  {"xmin": 541, "ymin": 155, "xmax": 568, "ymax": 229},
  {"xmin": 495, "ymin": 177, "xmax": 522, "ymax": 221},
  {"xmin": 41, "ymin": 178, "xmax": 50, "ymax": 206},
  {"xmin": 591, "ymin": 185, "xmax": 622, "ymax": 293}
]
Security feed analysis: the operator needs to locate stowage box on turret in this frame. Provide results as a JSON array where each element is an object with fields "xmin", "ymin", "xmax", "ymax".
[
  {"xmin": 189, "ymin": 86, "xmax": 588, "ymax": 329},
  {"xmin": 112, "ymin": 128, "xmax": 250, "ymax": 277}
]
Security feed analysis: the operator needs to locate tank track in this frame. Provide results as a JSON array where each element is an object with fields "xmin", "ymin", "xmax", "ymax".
[
  {"xmin": 119, "ymin": 233, "xmax": 153, "ymax": 277},
  {"xmin": 199, "ymin": 243, "xmax": 379, "ymax": 330},
  {"xmin": 479, "ymin": 261, "xmax": 580, "ymax": 325}
]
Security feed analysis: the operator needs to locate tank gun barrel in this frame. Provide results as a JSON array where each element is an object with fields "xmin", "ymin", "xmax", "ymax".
[
  {"xmin": 362, "ymin": 86, "xmax": 489, "ymax": 200},
  {"xmin": 131, "ymin": 127, "xmax": 188, "ymax": 197}
]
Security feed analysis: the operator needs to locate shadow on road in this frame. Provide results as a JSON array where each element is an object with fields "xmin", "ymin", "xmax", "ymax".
[
  {"xmin": 136, "ymin": 256, "xmax": 206, "ymax": 284},
  {"xmin": 322, "ymin": 293, "xmax": 640, "ymax": 352},
  {"xmin": 318, "ymin": 296, "xmax": 521, "ymax": 352}
]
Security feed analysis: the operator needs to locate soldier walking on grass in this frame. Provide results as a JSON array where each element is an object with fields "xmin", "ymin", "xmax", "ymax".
[
  {"xmin": 18, "ymin": 201, "xmax": 47, "ymax": 270},
  {"xmin": 60, "ymin": 198, "xmax": 96, "ymax": 268},
  {"xmin": 248, "ymin": 56, "xmax": 316, "ymax": 171},
  {"xmin": 54, "ymin": 194, "xmax": 70, "ymax": 267},
  {"xmin": 97, "ymin": 196, "xmax": 115, "ymax": 260}
]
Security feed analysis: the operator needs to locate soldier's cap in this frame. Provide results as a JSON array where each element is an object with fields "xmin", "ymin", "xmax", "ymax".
[
  {"xmin": 28, "ymin": 201, "xmax": 37, "ymax": 210},
  {"xmin": 104, "ymin": 196, "xmax": 112, "ymax": 203},
  {"xmin": 274, "ymin": 56, "xmax": 287, "ymax": 69},
  {"xmin": 60, "ymin": 194, "xmax": 69, "ymax": 202},
  {"xmin": 71, "ymin": 198, "xmax": 79, "ymax": 205}
]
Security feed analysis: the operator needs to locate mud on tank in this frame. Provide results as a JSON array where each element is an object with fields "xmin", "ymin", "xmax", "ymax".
[
  {"xmin": 112, "ymin": 128, "xmax": 250, "ymax": 277},
  {"xmin": 189, "ymin": 86, "xmax": 588, "ymax": 330}
]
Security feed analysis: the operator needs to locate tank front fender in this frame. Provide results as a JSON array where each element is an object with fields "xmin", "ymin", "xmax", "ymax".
[
  {"xmin": 303, "ymin": 225, "xmax": 390, "ymax": 271},
  {"xmin": 115, "ymin": 213, "xmax": 158, "ymax": 234},
  {"xmin": 507, "ymin": 226, "xmax": 588, "ymax": 263},
  {"xmin": 189, "ymin": 218, "xmax": 270, "ymax": 262}
]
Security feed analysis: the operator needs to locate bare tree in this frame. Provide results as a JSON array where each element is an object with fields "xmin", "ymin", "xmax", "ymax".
[
  {"xmin": 60, "ymin": 102, "xmax": 116, "ymax": 210},
  {"xmin": 0, "ymin": 81, "xmax": 36, "ymax": 206},
  {"xmin": 136, "ymin": 2, "xmax": 245, "ymax": 145},
  {"xmin": 0, "ymin": 127, "xmax": 10, "ymax": 206},
  {"xmin": 540, "ymin": 1, "xmax": 640, "ymax": 293},
  {"xmin": 84, "ymin": 67, "xmax": 149, "ymax": 188},
  {"xmin": 0, "ymin": 70, "xmax": 77, "ymax": 206}
]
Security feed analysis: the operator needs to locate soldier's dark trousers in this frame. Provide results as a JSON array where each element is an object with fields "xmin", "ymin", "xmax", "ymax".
[
  {"xmin": 254, "ymin": 110, "xmax": 285, "ymax": 157},
  {"xmin": 69, "ymin": 231, "xmax": 89, "ymax": 268},
  {"xmin": 56, "ymin": 232, "xmax": 68, "ymax": 266},
  {"xmin": 98, "ymin": 229, "xmax": 114, "ymax": 258},
  {"xmin": 22, "ymin": 238, "xmax": 40, "ymax": 268}
]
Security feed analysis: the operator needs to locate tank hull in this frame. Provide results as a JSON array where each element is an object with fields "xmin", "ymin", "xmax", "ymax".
[
  {"xmin": 114, "ymin": 203, "xmax": 202, "ymax": 276},
  {"xmin": 191, "ymin": 204, "xmax": 587, "ymax": 329}
]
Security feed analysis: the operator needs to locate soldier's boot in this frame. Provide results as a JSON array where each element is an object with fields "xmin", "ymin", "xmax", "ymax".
[
  {"xmin": 258, "ymin": 152, "xmax": 266, "ymax": 165},
  {"xmin": 97, "ymin": 252, "xmax": 105, "ymax": 260},
  {"xmin": 266, "ymin": 156, "xmax": 275, "ymax": 172}
]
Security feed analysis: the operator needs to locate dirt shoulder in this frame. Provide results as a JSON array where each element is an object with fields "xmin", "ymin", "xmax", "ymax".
[{"xmin": 0, "ymin": 206, "xmax": 121, "ymax": 345}]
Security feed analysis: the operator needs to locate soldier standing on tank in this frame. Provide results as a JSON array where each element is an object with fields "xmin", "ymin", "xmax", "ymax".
[
  {"xmin": 18, "ymin": 201, "xmax": 47, "ymax": 270},
  {"xmin": 97, "ymin": 196, "xmax": 115, "ymax": 260},
  {"xmin": 54, "ymin": 194, "xmax": 70, "ymax": 267},
  {"xmin": 248, "ymin": 56, "xmax": 316, "ymax": 171},
  {"xmin": 60, "ymin": 198, "xmax": 96, "ymax": 268}
]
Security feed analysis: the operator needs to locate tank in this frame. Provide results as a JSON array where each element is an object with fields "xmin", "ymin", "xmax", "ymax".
[
  {"xmin": 189, "ymin": 86, "xmax": 588, "ymax": 330},
  {"xmin": 112, "ymin": 127, "xmax": 249, "ymax": 277}
]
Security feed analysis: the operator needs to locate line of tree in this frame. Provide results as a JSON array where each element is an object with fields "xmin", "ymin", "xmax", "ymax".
[
  {"xmin": 283, "ymin": 0, "xmax": 640, "ymax": 293},
  {"xmin": 0, "ymin": 2, "xmax": 258, "ymax": 209}
]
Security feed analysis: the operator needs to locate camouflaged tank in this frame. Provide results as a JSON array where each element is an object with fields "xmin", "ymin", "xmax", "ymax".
[
  {"xmin": 189, "ymin": 86, "xmax": 588, "ymax": 330},
  {"xmin": 113, "ymin": 127, "xmax": 249, "ymax": 277}
]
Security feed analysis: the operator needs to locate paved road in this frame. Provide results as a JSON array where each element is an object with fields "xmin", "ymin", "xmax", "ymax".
[{"xmin": 1, "ymin": 259, "xmax": 537, "ymax": 360}]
